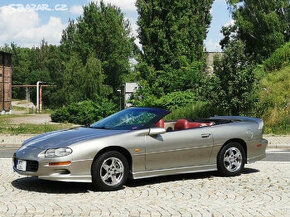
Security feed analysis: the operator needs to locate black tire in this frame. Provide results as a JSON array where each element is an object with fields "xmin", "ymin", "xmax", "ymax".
[
  {"xmin": 217, "ymin": 142, "xmax": 246, "ymax": 177},
  {"xmin": 91, "ymin": 151, "xmax": 129, "ymax": 191}
]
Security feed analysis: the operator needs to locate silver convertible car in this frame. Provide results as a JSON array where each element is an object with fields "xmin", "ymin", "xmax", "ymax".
[{"xmin": 13, "ymin": 107, "xmax": 268, "ymax": 191}]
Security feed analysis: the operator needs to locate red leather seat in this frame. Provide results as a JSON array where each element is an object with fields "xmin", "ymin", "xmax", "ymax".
[
  {"xmin": 155, "ymin": 118, "xmax": 165, "ymax": 128},
  {"xmin": 174, "ymin": 119, "xmax": 211, "ymax": 131}
]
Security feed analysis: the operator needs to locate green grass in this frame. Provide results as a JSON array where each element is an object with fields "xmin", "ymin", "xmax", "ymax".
[
  {"xmin": 264, "ymin": 123, "xmax": 289, "ymax": 135},
  {"xmin": 11, "ymin": 106, "xmax": 28, "ymax": 111},
  {"xmin": 0, "ymin": 123, "xmax": 74, "ymax": 135},
  {"xmin": 0, "ymin": 115, "xmax": 75, "ymax": 135},
  {"xmin": 256, "ymin": 65, "xmax": 290, "ymax": 135}
]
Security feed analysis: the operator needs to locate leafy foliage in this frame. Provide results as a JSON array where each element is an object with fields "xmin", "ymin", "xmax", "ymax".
[
  {"xmin": 263, "ymin": 42, "xmax": 290, "ymax": 71},
  {"xmin": 2, "ymin": 2, "xmax": 134, "ymax": 109},
  {"xmin": 136, "ymin": 0, "xmax": 213, "ymax": 96},
  {"xmin": 202, "ymin": 40, "xmax": 255, "ymax": 115},
  {"xmin": 52, "ymin": 53, "xmax": 108, "ymax": 106},
  {"xmin": 61, "ymin": 2, "xmax": 134, "ymax": 92},
  {"xmin": 136, "ymin": 61, "xmax": 204, "ymax": 98},
  {"xmin": 132, "ymin": 90, "xmax": 196, "ymax": 110},
  {"xmin": 136, "ymin": 0, "xmax": 213, "ymax": 70},
  {"xmin": 254, "ymin": 65, "xmax": 290, "ymax": 134},
  {"xmin": 51, "ymin": 98, "xmax": 117, "ymax": 125},
  {"xmin": 3, "ymin": 41, "xmax": 64, "ymax": 106},
  {"xmin": 251, "ymin": 43, "xmax": 290, "ymax": 134},
  {"xmin": 165, "ymin": 101, "xmax": 224, "ymax": 121},
  {"xmin": 223, "ymin": 0, "xmax": 289, "ymax": 62}
]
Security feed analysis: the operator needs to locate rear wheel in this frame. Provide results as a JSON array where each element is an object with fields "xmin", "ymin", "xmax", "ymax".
[
  {"xmin": 217, "ymin": 142, "xmax": 246, "ymax": 176},
  {"xmin": 91, "ymin": 151, "xmax": 129, "ymax": 191}
]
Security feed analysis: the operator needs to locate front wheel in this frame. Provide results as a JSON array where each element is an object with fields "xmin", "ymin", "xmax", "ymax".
[
  {"xmin": 91, "ymin": 151, "xmax": 129, "ymax": 191},
  {"xmin": 217, "ymin": 142, "xmax": 246, "ymax": 176}
]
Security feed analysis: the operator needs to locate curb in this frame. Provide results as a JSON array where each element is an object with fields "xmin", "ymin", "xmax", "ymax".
[{"xmin": 0, "ymin": 134, "xmax": 290, "ymax": 149}]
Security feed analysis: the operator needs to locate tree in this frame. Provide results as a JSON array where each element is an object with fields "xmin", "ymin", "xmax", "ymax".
[
  {"xmin": 83, "ymin": 54, "xmax": 108, "ymax": 99},
  {"xmin": 59, "ymin": 54, "xmax": 86, "ymax": 104},
  {"xmin": 135, "ymin": 0, "xmax": 213, "ymax": 97},
  {"xmin": 5, "ymin": 44, "xmax": 32, "ymax": 99},
  {"xmin": 53, "ymin": 53, "xmax": 107, "ymax": 106},
  {"xmin": 222, "ymin": 0, "xmax": 289, "ymax": 62},
  {"xmin": 136, "ymin": 0, "xmax": 213, "ymax": 70},
  {"xmin": 204, "ymin": 40, "xmax": 255, "ymax": 115},
  {"xmin": 60, "ymin": 2, "xmax": 134, "ymax": 93}
]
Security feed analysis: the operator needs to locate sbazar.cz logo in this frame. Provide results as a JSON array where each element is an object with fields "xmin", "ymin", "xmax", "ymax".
[{"xmin": 8, "ymin": 3, "xmax": 68, "ymax": 12}]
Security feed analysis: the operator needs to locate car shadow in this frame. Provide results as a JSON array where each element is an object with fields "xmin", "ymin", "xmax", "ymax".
[
  {"xmin": 11, "ymin": 167, "xmax": 259, "ymax": 193},
  {"xmin": 241, "ymin": 167, "xmax": 260, "ymax": 174},
  {"xmin": 11, "ymin": 176, "xmax": 93, "ymax": 194},
  {"xmin": 126, "ymin": 167, "xmax": 260, "ymax": 188}
]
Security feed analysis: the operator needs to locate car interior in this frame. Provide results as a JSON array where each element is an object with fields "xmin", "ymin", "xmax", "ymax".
[{"xmin": 154, "ymin": 118, "xmax": 215, "ymax": 132}]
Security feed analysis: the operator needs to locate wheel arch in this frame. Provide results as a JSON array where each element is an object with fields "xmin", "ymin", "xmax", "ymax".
[
  {"xmin": 92, "ymin": 146, "xmax": 133, "ymax": 173},
  {"xmin": 219, "ymin": 138, "xmax": 247, "ymax": 159}
]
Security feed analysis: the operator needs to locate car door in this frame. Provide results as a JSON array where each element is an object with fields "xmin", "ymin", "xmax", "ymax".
[{"xmin": 145, "ymin": 127, "xmax": 213, "ymax": 171}]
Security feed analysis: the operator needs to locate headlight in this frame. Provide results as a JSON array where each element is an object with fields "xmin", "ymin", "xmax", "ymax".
[{"xmin": 45, "ymin": 147, "xmax": 72, "ymax": 158}]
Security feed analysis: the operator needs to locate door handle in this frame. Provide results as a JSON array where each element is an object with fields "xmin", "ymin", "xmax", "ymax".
[{"xmin": 201, "ymin": 133, "xmax": 211, "ymax": 138}]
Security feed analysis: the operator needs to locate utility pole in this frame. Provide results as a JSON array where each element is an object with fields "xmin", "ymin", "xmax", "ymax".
[
  {"xmin": 36, "ymin": 81, "xmax": 42, "ymax": 113},
  {"xmin": 117, "ymin": 89, "xmax": 122, "ymax": 110}
]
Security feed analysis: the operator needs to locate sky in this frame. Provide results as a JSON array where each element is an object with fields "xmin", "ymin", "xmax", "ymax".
[{"xmin": 0, "ymin": 0, "xmax": 233, "ymax": 51}]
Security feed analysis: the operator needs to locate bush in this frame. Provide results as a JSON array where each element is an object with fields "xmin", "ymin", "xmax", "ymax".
[
  {"xmin": 263, "ymin": 42, "xmax": 290, "ymax": 72},
  {"xmin": 165, "ymin": 101, "xmax": 225, "ymax": 121},
  {"xmin": 132, "ymin": 90, "xmax": 196, "ymax": 111},
  {"xmin": 156, "ymin": 90, "xmax": 196, "ymax": 110},
  {"xmin": 202, "ymin": 40, "xmax": 255, "ymax": 115},
  {"xmin": 254, "ymin": 65, "xmax": 290, "ymax": 134},
  {"xmin": 51, "ymin": 98, "xmax": 117, "ymax": 125},
  {"xmin": 252, "ymin": 43, "xmax": 290, "ymax": 134}
]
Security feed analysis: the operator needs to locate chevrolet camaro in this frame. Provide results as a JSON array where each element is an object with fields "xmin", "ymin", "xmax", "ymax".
[{"xmin": 13, "ymin": 107, "xmax": 268, "ymax": 191}]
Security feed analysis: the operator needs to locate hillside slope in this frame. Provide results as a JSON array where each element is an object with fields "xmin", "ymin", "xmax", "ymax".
[{"xmin": 257, "ymin": 65, "xmax": 290, "ymax": 134}]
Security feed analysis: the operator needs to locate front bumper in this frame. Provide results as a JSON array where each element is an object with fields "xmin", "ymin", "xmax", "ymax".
[{"xmin": 13, "ymin": 154, "xmax": 93, "ymax": 183}]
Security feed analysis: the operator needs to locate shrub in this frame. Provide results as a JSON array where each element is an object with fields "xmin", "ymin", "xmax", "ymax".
[
  {"xmin": 132, "ymin": 90, "xmax": 196, "ymax": 111},
  {"xmin": 51, "ymin": 98, "xmax": 117, "ymax": 125},
  {"xmin": 202, "ymin": 40, "xmax": 255, "ymax": 115},
  {"xmin": 263, "ymin": 42, "xmax": 290, "ymax": 72},
  {"xmin": 156, "ymin": 90, "xmax": 196, "ymax": 110},
  {"xmin": 254, "ymin": 65, "xmax": 290, "ymax": 134},
  {"xmin": 165, "ymin": 101, "xmax": 225, "ymax": 121}
]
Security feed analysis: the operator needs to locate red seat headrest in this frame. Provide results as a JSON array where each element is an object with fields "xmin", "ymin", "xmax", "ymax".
[
  {"xmin": 174, "ymin": 119, "xmax": 204, "ymax": 131},
  {"xmin": 155, "ymin": 118, "xmax": 165, "ymax": 128},
  {"xmin": 174, "ymin": 119, "xmax": 189, "ymax": 131}
]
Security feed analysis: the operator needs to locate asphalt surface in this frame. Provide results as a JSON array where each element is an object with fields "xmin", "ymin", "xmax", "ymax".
[
  {"xmin": 1, "ymin": 147, "xmax": 289, "ymax": 161},
  {"xmin": 0, "ymin": 148, "xmax": 15, "ymax": 158}
]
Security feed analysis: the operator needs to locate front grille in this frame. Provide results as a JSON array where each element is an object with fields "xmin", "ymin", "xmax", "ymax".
[
  {"xmin": 14, "ymin": 157, "xmax": 39, "ymax": 172},
  {"xmin": 26, "ymin": 160, "xmax": 39, "ymax": 172}
]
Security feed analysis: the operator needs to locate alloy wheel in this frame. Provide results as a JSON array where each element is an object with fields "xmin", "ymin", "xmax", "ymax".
[
  {"xmin": 223, "ymin": 147, "xmax": 242, "ymax": 172},
  {"xmin": 100, "ymin": 157, "xmax": 124, "ymax": 186}
]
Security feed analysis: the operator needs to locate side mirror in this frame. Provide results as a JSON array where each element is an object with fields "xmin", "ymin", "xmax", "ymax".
[{"xmin": 149, "ymin": 128, "xmax": 166, "ymax": 136}]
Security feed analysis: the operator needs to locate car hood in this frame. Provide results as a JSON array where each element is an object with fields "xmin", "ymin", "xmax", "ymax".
[{"xmin": 21, "ymin": 127, "xmax": 129, "ymax": 150}]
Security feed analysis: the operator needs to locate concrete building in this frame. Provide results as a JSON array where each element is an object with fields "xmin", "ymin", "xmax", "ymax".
[
  {"xmin": 205, "ymin": 52, "xmax": 224, "ymax": 73},
  {"xmin": 0, "ymin": 51, "xmax": 12, "ymax": 114},
  {"xmin": 124, "ymin": 82, "xmax": 139, "ymax": 108}
]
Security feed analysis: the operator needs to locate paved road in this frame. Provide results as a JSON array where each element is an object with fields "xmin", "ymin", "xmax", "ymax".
[
  {"xmin": 0, "ymin": 148, "xmax": 15, "ymax": 158},
  {"xmin": 0, "ymin": 159, "xmax": 289, "ymax": 216},
  {"xmin": 265, "ymin": 149, "xmax": 290, "ymax": 161},
  {"xmin": 1, "ymin": 147, "xmax": 290, "ymax": 161}
]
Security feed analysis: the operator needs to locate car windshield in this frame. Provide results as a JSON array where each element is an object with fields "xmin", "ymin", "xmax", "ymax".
[{"xmin": 90, "ymin": 107, "xmax": 169, "ymax": 130}]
